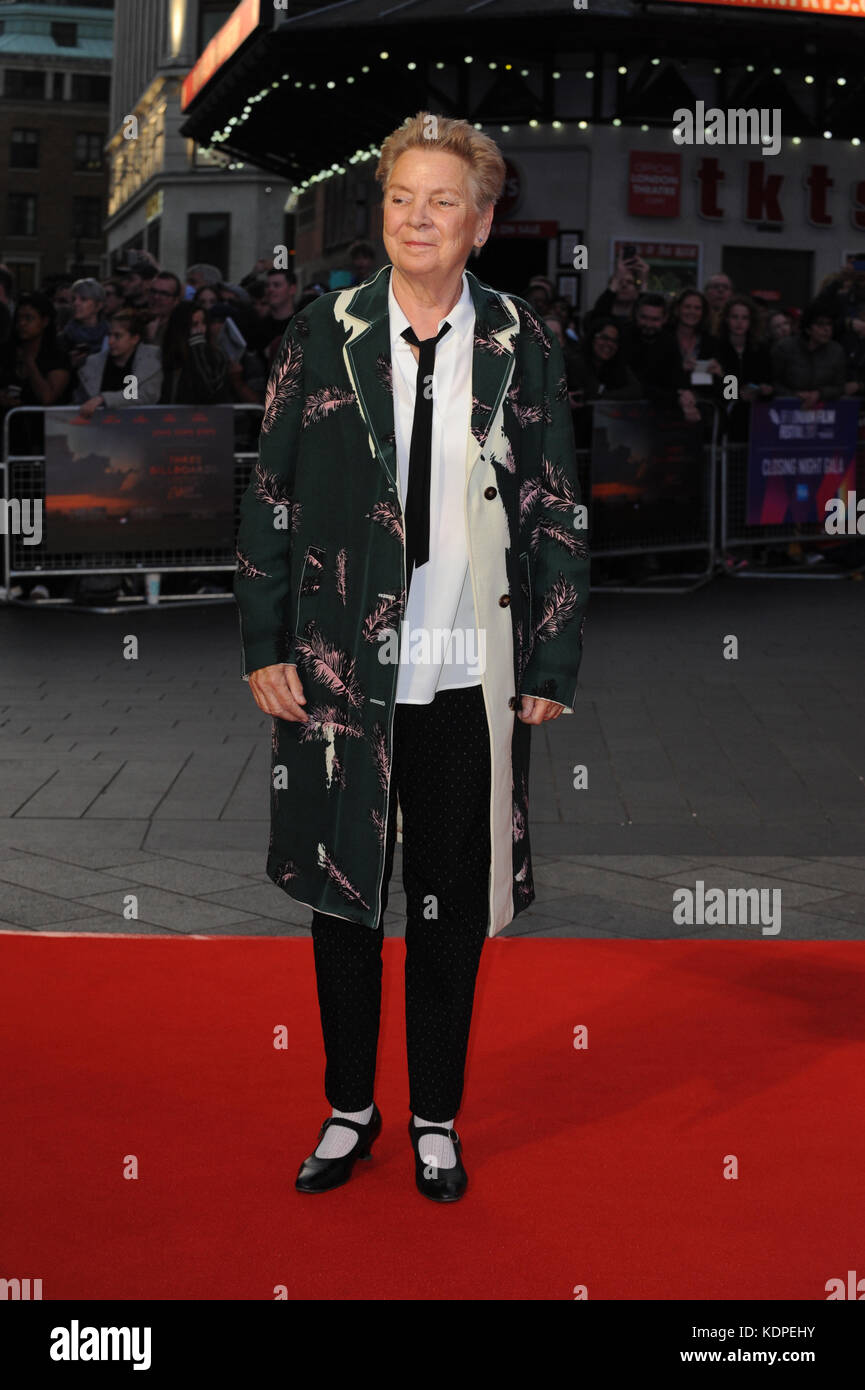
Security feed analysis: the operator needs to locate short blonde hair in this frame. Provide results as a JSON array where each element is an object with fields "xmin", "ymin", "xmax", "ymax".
[{"xmin": 375, "ymin": 112, "xmax": 506, "ymax": 214}]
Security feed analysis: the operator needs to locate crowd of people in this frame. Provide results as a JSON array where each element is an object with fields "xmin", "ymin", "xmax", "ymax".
[
  {"xmin": 521, "ymin": 259, "xmax": 865, "ymax": 448},
  {"xmin": 1, "ymin": 240, "xmax": 861, "ymax": 598}
]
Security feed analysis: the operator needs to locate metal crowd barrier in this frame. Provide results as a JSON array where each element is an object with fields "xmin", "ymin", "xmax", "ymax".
[
  {"xmin": 582, "ymin": 397, "xmax": 719, "ymax": 594},
  {"xmin": 1, "ymin": 403, "xmax": 262, "ymax": 607}
]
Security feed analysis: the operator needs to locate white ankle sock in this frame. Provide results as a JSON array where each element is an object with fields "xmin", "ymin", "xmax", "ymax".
[
  {"xmin": 413, "ymin": 1114, "xmax": 457, "ymax": 1170},
  {"xmin": 315, "ymin": 1103, "xmax": 374, "ymax": 1159}
]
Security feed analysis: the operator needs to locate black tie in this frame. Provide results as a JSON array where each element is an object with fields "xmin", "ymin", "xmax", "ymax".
[{"xmin": 400, "ymin": 321, "xmax": 451, "ymax": 579}]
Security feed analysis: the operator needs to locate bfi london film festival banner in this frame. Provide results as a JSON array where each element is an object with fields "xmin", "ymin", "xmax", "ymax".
[
  {"xmin": 43, "ymin": 406, "xmax": 236, "ymax": 555},
  {"xmin": 746, "ymin": 398, "xmax": 859, "ymax": 527}
]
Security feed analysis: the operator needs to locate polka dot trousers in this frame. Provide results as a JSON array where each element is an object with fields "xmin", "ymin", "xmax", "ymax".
[{"xmin": 310, "ymin": 683, "xmax": 492, "ymax": 1122}]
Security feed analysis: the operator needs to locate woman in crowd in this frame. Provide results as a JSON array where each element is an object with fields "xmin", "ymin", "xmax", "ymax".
[
  {"xmin": 567, "ymin": 316, "xmax": 642, "ymax": 447},
  {"xmin": 160, "ymin": 302, "xmax": 233, "ymax": 405},
  {"xmin": 716, "ymin": 295, "xmax": 773, "ymax": 443},
  {"xmin": 58, "ymin": 279, "xmax": 110, "ymax": 376},
  {"xmin": 771, "ymin": 304, "xmax": 847, "ymax": 407},
  {"xmin": 767, "ymin": 311, "xmax": 793, "ymax": 344},
  {"xmin": 645, "ymin": 288, "xmax": 723, "ymax": 424},
  {"xmin": 75, "ymin": 308, "xmax": 162, "ymax": 417}
]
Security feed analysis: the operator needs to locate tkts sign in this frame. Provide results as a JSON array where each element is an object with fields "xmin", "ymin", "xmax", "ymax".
[{"xmin": 696, "ymin": 158, "xmax": 865, "ymax": 229}]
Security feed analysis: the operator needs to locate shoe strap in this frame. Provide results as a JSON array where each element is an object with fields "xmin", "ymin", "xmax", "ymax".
[
  {"xmin": 320, "ymin": 1113, "xmax": 373, "ymax": 1137},
  {"xmin": 412, "ymin": 1124, "xmax": 457, "ymax": 1141}
]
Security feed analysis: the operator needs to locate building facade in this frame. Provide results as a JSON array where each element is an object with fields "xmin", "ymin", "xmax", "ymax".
[
  {"xmin": 0, "ymin": 0, "xmax": 113, "ymax": 291},
  {"xmin": 106, "ymin": 0, "xmax": 289, "ymax": 284}
]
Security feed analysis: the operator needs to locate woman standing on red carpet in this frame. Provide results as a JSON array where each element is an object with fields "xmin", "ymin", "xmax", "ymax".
[{"xmin": 233, "ymin": 112, "xmax": 589, "ymax": 1202}]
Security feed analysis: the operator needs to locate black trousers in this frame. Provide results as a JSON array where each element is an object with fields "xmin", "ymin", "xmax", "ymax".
[{"xmin": 310, "ymin": 683, "xmax": 492, "ymax": 1123}]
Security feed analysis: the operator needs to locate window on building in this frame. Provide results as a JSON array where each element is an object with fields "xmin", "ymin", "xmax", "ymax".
[
  {"xmin": 5, "ymin": 69, "xmax": 46, "ymax": 101},
  {"xmin": 10, "ymin": 129, "xmax": 40, "ymax": 170},
  {"xmin": 8, "ymin": 193, "xmax": 37, "ymax": 237},
  {"xmin": 72, "ymin": 196, "xmax": 102, "ymax": 240},
  {"xmin": 5, "ymin": 261, "xmax": 37, "ymax": 294},
  {"xmin": 74, "ymin": 131, "xmax": 103, "ymax": 172},
  {"xmin": 51, "ymin": 21, "xmax": 78, "ymax": 47},
  {"xmin": 187, "ymin": 213, "xmax": 230, "ymax": 279},
  {"xmin": 70, "ymin": 73, "xmax": 110, "ymax": 103}
]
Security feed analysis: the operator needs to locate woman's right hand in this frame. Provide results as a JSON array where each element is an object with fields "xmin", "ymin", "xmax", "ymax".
[{"xmin": 248, "ymin": 662, "xmax": 309, "ymax": 721}]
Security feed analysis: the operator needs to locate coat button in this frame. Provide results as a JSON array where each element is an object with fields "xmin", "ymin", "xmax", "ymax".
[
  {"xmin": 499, "ymin": 594, "xmax": 510, "ymax": 607},
  {"xmin": 508, "ymin": 695, "xmax": 517, "ymax": 710},
  {"xmin": 484, "ymin": 486, "xmax": 497, "ymax": 499}
]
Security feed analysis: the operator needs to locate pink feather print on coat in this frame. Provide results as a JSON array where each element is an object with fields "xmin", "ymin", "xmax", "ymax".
[
  {"xmin": 261, "ymin": 337, "xmax": 303, "ymax": 435},
  {"xmin": 367, "ymin": 501, "xmax": 404, "ymax": 543},
  {"xmin": 236, "ymin": 547, "xmax": 268, "ymax": 579},
  {"xmin": 370, "ymin": 808, "xmax": 386, "ymax": 845},
  {"xmin": 362, "ymin": 592, "xmax": 405, "ymax": 643},
  {"xmin": 301, "ymin": 386, "xmax": 357, "ymax": 429},
  {"xmin": 316, "ymin": 844, "xmax": 370, "ymax": 909},
  {"xmin": 530, "ymin": 517, "xmax": 590, "ymax": 558},
  {"xmin": 297, "ymin": 706, "xmax": 365, "ymax": 741},
  {"xmin": 335, "ymin": 548, "xmax": 347, "ymax": 605},
  {"xmin": 369, "ymin": 722, "xmax": 390, "ymax": 793},
  {"xmin": 294, "ymin": 622, "xmax": 364, "ymax": 707},
  {"xmin": 533, "ymin": 574, "xmax": 580, "ymax": 643}
]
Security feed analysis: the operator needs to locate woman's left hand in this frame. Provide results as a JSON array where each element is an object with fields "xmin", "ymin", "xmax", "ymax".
[
  {"xmin": 78, "ymin": 395, "xmax": 104, "ymax": 419},
  {"xmin": 517, "ymin": 696, "xmax": 565, "ymax": 724}
]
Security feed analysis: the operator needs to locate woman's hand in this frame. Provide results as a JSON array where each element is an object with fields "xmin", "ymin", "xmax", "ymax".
[
  {"xmin": 707, "ymin": 358, "xmax": 722, "ymax": 377},
  {"xmin": 517, "ymin": 696, "xmax": 565, "ymax": 724},
  {"xmin": 78, "ymin": 395, "xmax": 104, "ymax": 419},
  {"xmin": 248, "ymin": 662, "xmax": 309, "ymax": 722}
]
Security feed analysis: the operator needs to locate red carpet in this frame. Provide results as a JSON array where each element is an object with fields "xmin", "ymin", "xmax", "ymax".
[{"xmin": 1, "ymin": 934, "xmax": 863, "ymax": 1301}]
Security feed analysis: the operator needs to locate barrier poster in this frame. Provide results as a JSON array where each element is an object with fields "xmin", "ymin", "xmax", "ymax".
[
  {"xmin": 590, "ymin": 400, "xmax": 705, "ymax": 541},
  {"xmin": 43, "ymin": 405, "xmax": 236, "ymax": 555},
  {"xmin": 746, "ymin": 398, "xmax": 858, "ymax": 527}
]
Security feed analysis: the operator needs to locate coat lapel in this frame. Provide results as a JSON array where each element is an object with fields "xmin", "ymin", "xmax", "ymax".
[{"xmin": 332, "ymin": 263, "xmax": 519, "ymax": 492}]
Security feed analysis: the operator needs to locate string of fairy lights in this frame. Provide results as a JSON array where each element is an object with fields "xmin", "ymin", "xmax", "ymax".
[{"xmin": 202, "ymin": 50, "xmax": 863, "ymax": 185}]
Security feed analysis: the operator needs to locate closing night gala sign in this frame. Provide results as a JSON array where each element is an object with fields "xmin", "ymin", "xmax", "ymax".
[
  {"xmin": 43, "ymin": 406, "xmax": 236, "ymax": 555},
  {"xmin": 746, "ymin": 398, "xmax": 859, "ymax": 526}
]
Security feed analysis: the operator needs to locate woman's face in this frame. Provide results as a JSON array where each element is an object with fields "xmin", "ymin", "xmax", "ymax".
[
  {"xmin": 678, "ymin": 294, "xmax": 703, "ymax": 328},
  {"xmin": 727, "ymin": 303, "xmax": 750, "ymax": 336},
  {"xmin": 108, "ymin": 323, "xmax": 138, "ymax": 358},
  {"xmin": 769, "ymin": 313, "xmax": 791, "ymax": 341},
  {"xmin": 593, "ymin": 326, "xmax": 619, "ymax": 361},
  {"xmin": 73, "ymin": 293, "xmax": 99, "ymax": 322},
  {"xmin": 196, "ymin": 287, "xmax": 218, "ymax": 311},
  {"xmin": 383, "ymin": 147, "xmax": 492, "ymax": 288},
  {"xmin": 15, "ymin": 305, "xmax": 47, "ymax": 341},
  {"xmin": 191, "ymin": 308, "xmax": 207, "ymax": 336}
]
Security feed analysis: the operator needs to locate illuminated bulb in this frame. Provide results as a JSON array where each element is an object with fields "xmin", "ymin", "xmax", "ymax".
[{"xmin": 618, "ymin": 65, "xmax": 627, "ymax": 74}]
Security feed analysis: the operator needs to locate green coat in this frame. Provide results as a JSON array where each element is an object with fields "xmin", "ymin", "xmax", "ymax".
[{"xmin": 233, "ymin": 263, "xmax": 589, "ymax": 935}]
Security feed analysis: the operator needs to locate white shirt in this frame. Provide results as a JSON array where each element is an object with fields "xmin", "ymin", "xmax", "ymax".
[{"xmin": 388, "ymin": 269, "xmax": 483, "ymax": 705}]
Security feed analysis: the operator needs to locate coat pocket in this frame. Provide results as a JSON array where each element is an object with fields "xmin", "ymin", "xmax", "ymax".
[{"xmin": 294, "ymin": 544, "xmax": 326, "ymax": 636}]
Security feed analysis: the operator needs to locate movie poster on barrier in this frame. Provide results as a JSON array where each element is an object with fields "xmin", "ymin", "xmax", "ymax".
[
  {"xmin": 590, "ymin": 400, "xmax": 704, "ymax": 541},
  {"xmin": 42, "ymin": 405, "xmax": 236, "ymax": 554},
  {"xmin": 746, "ymin": 398, "xmax": 859, "ymax": 527}
]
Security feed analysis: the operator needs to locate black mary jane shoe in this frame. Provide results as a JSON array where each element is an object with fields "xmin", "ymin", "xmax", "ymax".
[
  {"xmin": 295, "ymin": 1104, "xmax": 382, "ymax": 1194},
  {"xmin": 408, "ymin": 1117, "xmax": 468, "ymax": 1202}
]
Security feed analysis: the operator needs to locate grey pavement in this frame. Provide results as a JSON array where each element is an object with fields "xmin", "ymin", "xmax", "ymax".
[{"xmin": 0, "ymin": 579, "xmax": 863, "ymax": 939}]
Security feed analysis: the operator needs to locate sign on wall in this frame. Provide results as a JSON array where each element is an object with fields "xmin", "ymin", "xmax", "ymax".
[{"xmin": 628, "ymin": 151, "xmax": 682, "ymax": 217}]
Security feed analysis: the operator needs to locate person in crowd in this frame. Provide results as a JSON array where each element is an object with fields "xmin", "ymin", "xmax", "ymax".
[
  {"xmin": 704, "ymin": 273, "xmax": 733, "ymax": 334},
  {"xmin": 116, "ymin": 255, "xmax": 158, "ymax": 310},
  {"xmin": 101, "ymin": 279, "xmax": 125, "ymax": 321},
  {"xmin": 205, "ymin": 301, "xmax": 266, "ymax": 405},
  {"xmin": 810, "ymin": 265, "xmax": 865, "ymax": 332},
  {"xmin": 644, "ymin": 288, "xmax": 723, "ymax": 422},
  {"xmin": 193, "ymin": 284, "xmax": 220, "ymax": 313},
  {"xmin": 144, "ymin": 271, "xmax": 183, "ymax": 346},
  {"xmin": 247, "ymin": 280, "xmax": 270, "ymax": 322},
  {"xmin": 74, "ymin": 308, "xmax": 162, "ymax": 417},
  {"xmin": 256, "ymin": 268, "xmax": 297, "ymax": 361},
  {"xmin": 716, "ymin": 295, "xmax": 773, "ymax": 442},
  {"xmin": 585, "ymin": 254, "xmax": 649, "ymax": 334},
  {"xmin": 549, "ymin": 296, "xmax": 579, "ymax": 343},
  {"xmin": 185, "ymin": 263, "xmax": 223, "ymax": 297},
  {"xmin": 771, "ymin": 304, "xmax": 846, "ymax": 406},
  {"xmin": 0, "ymin": 266, "xmax": 14, "ymax": 348},
  {"xmin": 767, "ymin": 310, "xmax": 793, "ymax": 344},
  {"xmin": 49, "ymin": 277, "xmax": 75, "ymax": 332},
  {"xmin": 617, "ymin": 292, "xmax": 667, "ymax": 392},
  {"xmin": 58, "ymin": 279, "xmax": 110, "ymax": 373},
  {"xmin": 0, "ymin": 293, "xmax": 72, "ymax": 599},
  {"xmin": 525, "ymin": 275, "xmax": 556, "ymax": 316},
  {"xmin": 160, "ymin": 301, "xmax": 233, "ymax": 405},
  {"xmin": 348, "ymin": 239, "xmax": 377, "ymax": 285},
  {"xmin": 566, "ymin": 316, "xmax": 642, "ymax": 447}
]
